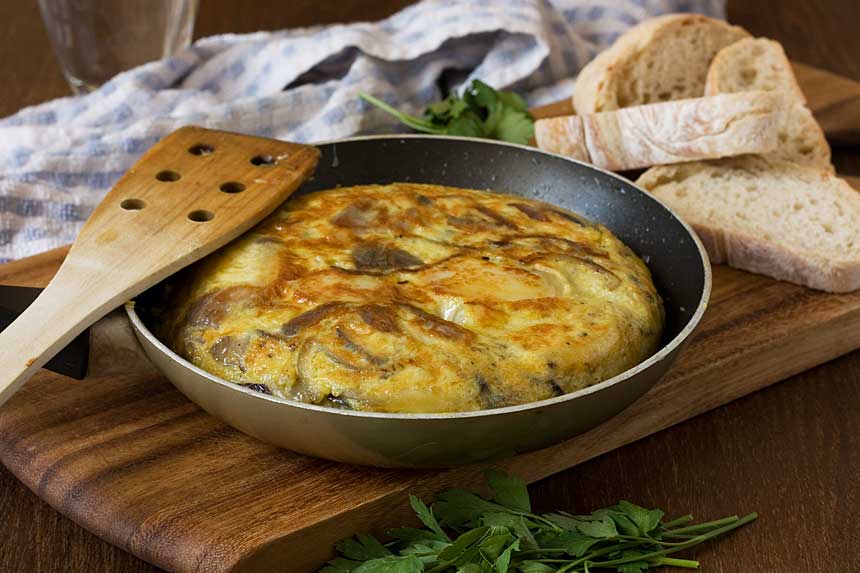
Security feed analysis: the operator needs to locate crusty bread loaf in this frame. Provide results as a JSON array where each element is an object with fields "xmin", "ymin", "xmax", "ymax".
[
  {"xmin": 636, "ymin": 157, "xmax": 860, "ymax": 292},
  {"xmin": 705, "ymin": 37, "xmax": 832, "ymax": 170},
  {"xmin": 573, "ymin": 14, "xmax": 750, "ymax": 114},
  {"xmin": 705, "ymin": 38, "xmax": 805, "ymax": 102},
  {"xmin": 536, "ymin": 91, "xmax": 781, "ymax": 171}
]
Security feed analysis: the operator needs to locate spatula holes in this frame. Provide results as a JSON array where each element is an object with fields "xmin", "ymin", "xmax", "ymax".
[
  {"xmin": 120, "ymin": 198, "xmax": 146, "ymax": 211},
  {"xmin": 188, "ymin": 144, "xmax": 214, "ymax": 156},
  {"xmin": 156, "ymin": 170, "xmax": 181, "ymax": 182},
  {"xmin": 188, "ymin": 209, "xmax": 214, "ymax": 222},
  {"xmin": 219, "ymin": 181, "xmax": 246, "ymax": 194},
  {"xmin": 250, "ymin": 154, "xmax": 276, "ymax": 166}
]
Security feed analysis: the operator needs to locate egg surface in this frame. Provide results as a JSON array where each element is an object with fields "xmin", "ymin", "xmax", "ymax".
[{"xmin": 156, "ymin": 183, "xmax": 664, "ymax": 413}]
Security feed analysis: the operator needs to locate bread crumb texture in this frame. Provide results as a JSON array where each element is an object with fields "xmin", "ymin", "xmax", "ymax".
[{"xmin": 638, "ymin": 157, "xmax": 860, "ymax": 292}]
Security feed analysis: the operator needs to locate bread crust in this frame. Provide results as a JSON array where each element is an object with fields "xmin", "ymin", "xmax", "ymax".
[
  {"xmin": 536, "ymin": 92, "xmax": 781, "ymax": 171},
  {"xmin": 573, "ymin": 13, "xmax": 750, "ymax": 114},
  {"xmin": 534, "ymin": 115, "xmax": 588, "ymax": 162}
]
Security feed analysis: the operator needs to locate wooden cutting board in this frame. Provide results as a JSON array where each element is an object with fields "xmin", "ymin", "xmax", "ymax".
[{"xmin": 1, "ymin": 63, "xmax": 859, "ymax": 573}]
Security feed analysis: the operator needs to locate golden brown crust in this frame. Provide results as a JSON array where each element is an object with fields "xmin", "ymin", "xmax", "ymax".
[{"xmin": 158, "ymin": 184, "xmax": 664, "ymax": 413}]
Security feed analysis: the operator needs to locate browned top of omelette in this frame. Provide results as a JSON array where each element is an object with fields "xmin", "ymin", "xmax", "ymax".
[{"xmin": 156, "ymin": 183, "xmax": 664, "ymax": 413}]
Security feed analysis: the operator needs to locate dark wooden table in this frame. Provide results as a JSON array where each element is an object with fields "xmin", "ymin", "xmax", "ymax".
[{"xmin": 1, "ymin": 1, "xmax": 858, "ymax": 571}]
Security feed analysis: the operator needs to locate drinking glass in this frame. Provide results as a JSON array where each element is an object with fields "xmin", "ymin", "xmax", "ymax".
[{"xmin": 38, "ymin": 0, "xmax": 199, "ymax": 94}]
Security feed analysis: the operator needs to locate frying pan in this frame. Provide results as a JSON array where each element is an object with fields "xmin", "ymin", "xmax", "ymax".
[{"xmin": 126, "ymin": 135, "xmax": 711, "ymax": 468}]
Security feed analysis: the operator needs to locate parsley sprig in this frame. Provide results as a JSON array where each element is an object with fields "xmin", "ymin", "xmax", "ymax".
[
  {"xmin": 322, "ymin": 470, "xmax": 757, "ymax": 573},
  {"xmin": 359, "ymin": 80, "xmax": 535, "ymax": 145}
]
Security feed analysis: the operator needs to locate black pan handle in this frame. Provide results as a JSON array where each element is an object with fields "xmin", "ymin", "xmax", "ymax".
[{"xmin": 0, "ymin": 285, "xmax": 89, "ymax": 380}]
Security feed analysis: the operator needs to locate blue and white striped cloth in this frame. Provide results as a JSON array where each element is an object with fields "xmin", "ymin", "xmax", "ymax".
[{"xmin": 0, "ymin": 0, "xmax": 724, "ymax": 262}]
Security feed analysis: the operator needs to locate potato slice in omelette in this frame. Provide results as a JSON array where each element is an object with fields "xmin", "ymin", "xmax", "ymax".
[{"xmin": 155, "ymin": 183, "xmax": 664, "ymax": 413}]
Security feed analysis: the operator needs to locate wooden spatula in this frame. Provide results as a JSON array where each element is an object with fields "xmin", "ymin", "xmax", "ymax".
[{"xmin": 0, "ymin": 126, "xmax": 319, "ymax": 406}]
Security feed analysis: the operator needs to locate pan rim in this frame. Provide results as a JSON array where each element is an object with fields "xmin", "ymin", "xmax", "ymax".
[{"xmin": 126, "ymin": 134, "xmax": 712, "ymax": 421}]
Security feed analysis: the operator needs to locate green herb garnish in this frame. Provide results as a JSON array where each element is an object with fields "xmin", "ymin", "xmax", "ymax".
[
  {"xmin": 359, "ymin": 80, "xmax": 535, "ymax": 145},
  {"xmin": 322, "ymin": 470, "xmax": 758, "ymax": 573}
]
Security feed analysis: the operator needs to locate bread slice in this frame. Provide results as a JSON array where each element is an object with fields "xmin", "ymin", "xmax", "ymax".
[
  {"xmin": 772, "ymin": 101, "xmax": 833, "ymax": 170},
  {"xmin": 535, "ymin": 91, "xmax": 781, "ymax": 171},
  {"xmin": 705, "ymin": 38, "xmax": 805, "ymax": 103},
  {"xmin": 636, "ymin": 157, "xmax": 860, "ymax": 292},
  {"xmin": 705, "ymin": 37, "xmax": 832, "ymax": 170},
  {"xmin": 573, "ymin": 14, "xmax": 750, "ymax": 114}
]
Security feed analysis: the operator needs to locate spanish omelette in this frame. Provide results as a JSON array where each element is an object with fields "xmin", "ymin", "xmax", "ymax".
[{"xmin": 155, "ymin": 183, "xmax": 664, "ymax": 413}]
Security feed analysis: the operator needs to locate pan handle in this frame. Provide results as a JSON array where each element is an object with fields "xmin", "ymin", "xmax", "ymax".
[{"xmin": 0, "ymin": 285, "xmax": 89, "ymax": 381}]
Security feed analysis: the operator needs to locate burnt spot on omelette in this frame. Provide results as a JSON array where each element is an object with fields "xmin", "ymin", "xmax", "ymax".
[
  {"xmin": 351, "ymin": 243, "xmax": 424, "ymax": 271},
  {"xmin": 157, "ymin": 183, "xmax": 664, "ymax": 413},
  {"xmin": 357, "ymin": 304, "xmax": 400, "ymax": 333},
  {"xmin": 281, "ymin": 302, "xmax": 344, "ymax": 339}
]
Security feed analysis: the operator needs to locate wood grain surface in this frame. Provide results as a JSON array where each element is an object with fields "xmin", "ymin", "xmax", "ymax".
[{"xmin": 1, "ymin": 1, "xmax": 860, "ymax": 572}]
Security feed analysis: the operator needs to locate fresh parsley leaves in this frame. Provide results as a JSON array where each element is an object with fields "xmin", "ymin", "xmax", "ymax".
[
  {"xmin": 359, "ymin": 80, "xmax": 535, "ymax": 145},
  {"xmin": 323, "ymin": 470, "xmax": 758, "ymax": 573}
]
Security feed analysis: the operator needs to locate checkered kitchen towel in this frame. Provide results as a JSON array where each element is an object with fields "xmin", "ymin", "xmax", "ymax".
[{"xmin": 0, "ymin": 0, "xmax": 724, "ymax": 262}]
